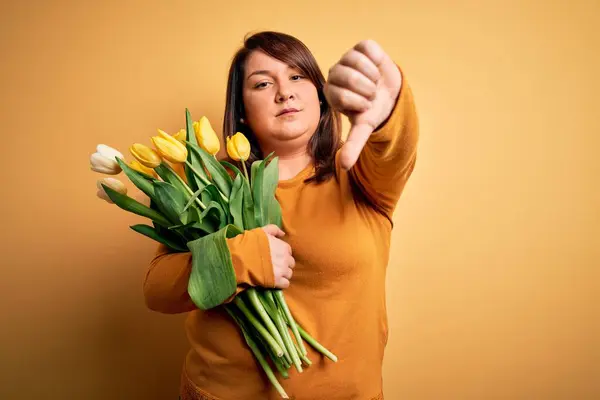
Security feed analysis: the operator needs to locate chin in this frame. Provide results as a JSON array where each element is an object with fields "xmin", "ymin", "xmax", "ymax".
[
  {"xmin": 277, "ymin": 128, "xmax": 312, "ymax": 142},
  {"xmin": 270, "ymin": 121, "xmax": 308, "ymax": 139}
]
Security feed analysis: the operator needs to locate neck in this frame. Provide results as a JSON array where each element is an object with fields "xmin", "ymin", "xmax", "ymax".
[{"xmin": 262, "ymin": 146, "xmax": 311, "ymax": 181}]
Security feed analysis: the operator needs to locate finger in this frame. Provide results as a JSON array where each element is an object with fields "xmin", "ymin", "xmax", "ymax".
[
  {"xmin": 328, "ymin": 63, "xmax": 377, "ymax": 100},
  {"xmin": 283, "ymin": 266, "xmax": 293, "ymax": 279},
  {"xmin": 289, "ymin": 256, "xmax": 296, "ymax": 269},
  {"xmin": 339, "ymin": 49, "xmax": 381, "ymax": 84},
  {"xmin": 263, "ymin": 224, "xmax": 285, "ymax": 238},
  {"xmin": 286, "ymin": 243, "xmax": 292, "ymax": 255},
  {"xmin": 353, "ymin": 40, "xmax": 386, "ymax": 70},
  {"xmin": 277, "ymin": 277, "xmax": 290, "ymax": 289},
  {"xmin": 339, "ymin": 123, "xmax": 374, "ymax": 170},
  {"xmin": 354, "ymin": 40, "xmax": 399, "ymax": 88},
  {"xmin": 325, "ymin": 83, "xmax": 371, "ymax": 113}
]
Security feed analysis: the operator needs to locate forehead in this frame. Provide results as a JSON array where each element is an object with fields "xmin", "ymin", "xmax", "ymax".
[{"xmin": 244, "ymin": 50, "xmax": 299, "ymax": 78}]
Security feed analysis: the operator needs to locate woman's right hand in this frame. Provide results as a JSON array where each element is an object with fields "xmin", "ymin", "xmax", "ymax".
[{"xmin": 262, "ymin": 224, "xmax": 295, "ymax": 289}]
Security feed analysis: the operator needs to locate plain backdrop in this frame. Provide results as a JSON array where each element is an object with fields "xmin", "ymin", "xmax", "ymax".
[{"xmin": 1, "ymin": 0, "xmax": 598, "ymax": 399}]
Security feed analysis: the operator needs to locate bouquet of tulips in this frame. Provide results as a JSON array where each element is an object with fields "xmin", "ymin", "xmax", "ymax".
[{"xmin": 90, "ymin": 109, "xmax": 337, "ymax": 398}]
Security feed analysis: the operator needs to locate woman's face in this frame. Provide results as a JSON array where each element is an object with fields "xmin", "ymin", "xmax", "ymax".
[{"xmin": 242, "ymin": 50, "xmax": 321, "ymax": 155}]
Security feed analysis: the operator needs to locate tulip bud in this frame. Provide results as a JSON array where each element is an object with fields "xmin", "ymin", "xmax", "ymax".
[
  {"xmin": 193, "ymin": 121, "xmax": 200, "ymax": 135},
  {"xmin": 90, "ymin": 144, "xmax": 124, "ymax": 175},
  {"xmin": 128, "ymin": 159, "xmax": 157, "ymax": 178},
  {"xmin": 96, "ymin": 177, "xmax": 127, "ymax": 204},
  {"xmin": 173, "ymin": 128, "xmax": 187, "ymax": 142},
  {"xmin": 195, "ymin": 116, "xmax": 221, "ymax": 156},
  {"xmin": 130, "ymin": 143, "xmax": 162, "ymax": 168},
  {"xmin": 151, "ymin": 129, "xmax": 188, "ymax": 163},
  {"xmin": 226, "ymin": 132, "xmax": 251, "ymax": 162}
]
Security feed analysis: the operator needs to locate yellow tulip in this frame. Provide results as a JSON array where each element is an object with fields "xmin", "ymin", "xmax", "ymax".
[
  {"xmin": 195, "ymin": 116, "xmax": 221, "ymax": 155},
  {"xmin": 90, "ymin": 144, "xmax": 123, "ymax": 174},
  {"xmin": 128, "ymin": 159, "xmax": 157, "ymax": 178},
  {"xmin": 226, "ymin": 132, "xmax": 251, "ymax": 162},
  {"xmin": 192, "ymin": 121, "xmax": 200, "ymax": 135},
  {"xmin": 173, "ymin": 128, "xmax": 187, "ymax": 142},
  {"xmin": 96, "ymin": 177, "xmax": 127, "ymax": 204},
  {"xmin": 130, "ymin": 143, "xmax": 162, "ymax": 168},
  {"xmin": 152, "ymin": 129, "xmax": 188, "ymax": 163}
]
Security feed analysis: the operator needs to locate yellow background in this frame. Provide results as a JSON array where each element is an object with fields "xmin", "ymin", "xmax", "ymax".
[{"xmin": 1, "ymin": 0, "xmax": 598, "ymax": 399}]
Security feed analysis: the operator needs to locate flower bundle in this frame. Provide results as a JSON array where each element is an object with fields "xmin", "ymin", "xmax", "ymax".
[{"xmin": 90, "ymin": 109, "xmax": 337, "ymax": 398}]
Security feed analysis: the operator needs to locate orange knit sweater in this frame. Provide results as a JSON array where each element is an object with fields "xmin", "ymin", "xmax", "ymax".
[{"xmin": 143, "ymin": 73, "xmax": 419, "ymax": 400}]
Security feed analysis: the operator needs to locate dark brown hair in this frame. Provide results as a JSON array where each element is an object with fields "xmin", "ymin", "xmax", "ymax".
[{"xmin": 222, "ymin": 31, "xmax": 342, "ymax": 183}]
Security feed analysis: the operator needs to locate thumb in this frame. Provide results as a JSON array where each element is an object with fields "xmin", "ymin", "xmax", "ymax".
[
  {"xmin": 262, "ymin": 224, "xmax": 285, "ymax": 238},
  {"xmin": 339, "ymin": 123, "xmax": 373, "ymax": 170}
]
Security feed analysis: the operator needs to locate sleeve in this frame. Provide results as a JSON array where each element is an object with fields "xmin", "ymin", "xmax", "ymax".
[
  {"xmin": 143, "ymin": 227, "xmax": 274, "ymax": 314},
  {"xmin": 345, "ymin": 66, "xmax": 419, "ymax": 222}
]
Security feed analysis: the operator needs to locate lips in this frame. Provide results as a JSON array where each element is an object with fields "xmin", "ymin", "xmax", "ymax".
[{"xmin": 277, "ymin": 108, "xmax": 299, "ymax": 116}]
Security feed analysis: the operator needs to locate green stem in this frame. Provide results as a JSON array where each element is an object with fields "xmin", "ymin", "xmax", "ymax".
[
  {"xmin": 185, "ymin": 160, "xmax": 229, "ymax": 204},
  {"xmin": 280, "ymin": 316, "xmax": 303, "ymax": 372},
  {"xmin": 247, "ymin": 289, "xmax": 290, "ymax": 364},
  {"xmin": 234, "ymin": 296, "xmax": 284, "ymax": 357},
  {"xmin": 262, "ymin": 337, "xmax": 289, "ymax": 378},
  {"xmin": 257, "ymin": 292, "xmax": 293, "ymax": 365},
  {"xmin": 162, "ymin": 162, "xmax": 206, "ymax": 209},
  {"xmin": 293, "ymin": 322, "xmax": 338, "ymax": 363},
  {"xmin": 241, "ymin": 159, "xmax": 249, "ymax": 182},
  {"xmin": 225, "ymin": 307, "xmax": 289, "ymax": 398},
  {"xmin": 265, "ymin": 292, "xmax": 302, "ymax": 372},
  {"xmin": 274, "ymin": 290, "xmax": 307, "ymax": 356},
  {"xmin": 274, "ymin": 305, "xmax": 309, "ymax": 366},
  {"xmin": 300, "ymin": 352, "xmax": 312, "ymax": 366}
]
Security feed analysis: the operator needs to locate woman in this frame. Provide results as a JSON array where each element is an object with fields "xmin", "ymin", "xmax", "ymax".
[{"xmin": 144, "ymin": 31, "xmax": 419, "ymax": 400}]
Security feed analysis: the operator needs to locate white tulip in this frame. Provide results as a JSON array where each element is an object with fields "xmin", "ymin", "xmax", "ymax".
[
  {"xmin": 90, "ymin": 144, "xmax": 124, "ymax": 174},
  {"xmin": 96, "ymin": 177, "xmax": 127, "ymax": 204}
]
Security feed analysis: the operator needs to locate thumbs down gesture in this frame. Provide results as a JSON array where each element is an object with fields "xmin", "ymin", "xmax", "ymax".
[{"xmin": 324, "ymin": 39, "xmax": 402, "ymax": 170}]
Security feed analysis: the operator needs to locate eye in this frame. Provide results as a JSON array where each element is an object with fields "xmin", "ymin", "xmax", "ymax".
[
  {"xmin": 254, "ymin": 81, "xmax": 270, "ymax": 89},
  {"xmin": 291, "ymin": 74, "xmax": 304, "ymax": 81}
]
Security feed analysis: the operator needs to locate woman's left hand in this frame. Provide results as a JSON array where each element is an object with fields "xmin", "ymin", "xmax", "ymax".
[{"xmin": 324, "ymin": 39, "xmax": 402, "ymax": 170}]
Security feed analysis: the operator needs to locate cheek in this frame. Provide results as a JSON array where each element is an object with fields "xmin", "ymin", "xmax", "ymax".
[
  {"xmin": 301, "ymin": 88, "xmax": 321, "ymax": 125},
  {"xmin": 243, "ymin": 91, "xmax": 271, "ymax": 126}
]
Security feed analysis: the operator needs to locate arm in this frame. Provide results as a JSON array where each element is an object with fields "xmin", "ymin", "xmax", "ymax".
[
  {"xmin": 143, "ymin": 227, "xmax": 274, "ymax": 314},
  {"xmin": 346, "ymin": 68, "xmax": 419, "ymax": 221}
]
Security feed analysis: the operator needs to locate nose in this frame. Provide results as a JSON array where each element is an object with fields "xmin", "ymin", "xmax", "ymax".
[{"xmin": 276, "ymin": 82, "xmax": 295, "ymax": 103}]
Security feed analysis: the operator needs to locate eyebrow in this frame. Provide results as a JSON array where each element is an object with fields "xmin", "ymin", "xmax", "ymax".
[
  {"xmin": 246, "ymin": 70, "xmax": 271, "ymax": 81},
  {"xmin": 246, "ymin": 66, "xmax": 297, "ymax": 81}
]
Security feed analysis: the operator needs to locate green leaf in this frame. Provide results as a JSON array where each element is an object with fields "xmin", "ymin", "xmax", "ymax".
[
  {"xmin": 184, "ymin": 109, "xmax": 200, "ymax": 192},
  {"xmin": 130, "ymin": 224, "xmax": 187, "ymax": 252},
  {"xmin": 101, "ymin": 184, "xmax": 171, "ymax": 227},
  {"xmin": 113, "ymin": 159, "xmax": 181, "ymax": 226},
  {"xmin": 182, "ymin": 187, "xmax": 202, "ymax": 213},
  {"xmin": 229, "ymin": 174, "xmax": 244, "ymax": 230},
  {"xmin": 188, "ymin": 205, "xmax": 217, "ymax": 235},
  {"xmin": 114, "ymin": 157, "xmax": 156, "ymax": 198},
  {"xmin": 252, "ymin": 160, "xmax": 267, "ymax": 226},
  {"xmin": 251, "ymin": 159, "xmax": 262, "ymax": 190},
  {"xmin": 203, "ymin": 184, "xmax": 228, "ymax": 213},
  {"xmin": 188, "ymin": 143, "xmax": 233, "ymax": 199},
  {"xmin": 198, "ymin": 200, "xmax": 227, "ymax": 230},
  {"xmin": 250, "ymin": 154, "xmax": 282, "ymax": 228},
  {"xmin": 220, "ymin": 160, "xmax": 242, "ymax": 178},
  {"xmin": 241, "ymin": 176, "xmax": 255, "ymax": 230},
  {"xmin": 187, "ymin": 224, "xmax": 243, "ymax": 310},
  {"xmin": 188, "ymin": 154, "xmax": 210, "ymax": 194},
  {"xmin": 154, "ymin": 163, "xmax": 191, "ymax": 202},
  {"xmin": 153, "ymin": 181, "xmax": 191, "ymax": 225},
  {"xmin": 262, "ymin": 157, "xmax": 282, "ymax": 227},
  {"xmin": 189, "ymin": 221, "xmax": 216, "ymax": 236}
]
